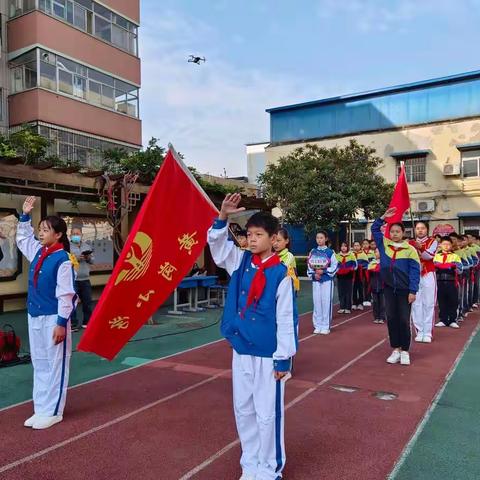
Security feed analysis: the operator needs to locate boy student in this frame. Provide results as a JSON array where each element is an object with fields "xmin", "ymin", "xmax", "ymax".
[
  {"xmin": 434, "ymin": 236, "xmax": 463, "ymax": 328},
  {"xmin": 208, "ymin": 193, "xmax": 297, "ymax": 480},
  {"xmin": 362, "ymin": 239, "xmax": 374, "ymax": 306}
]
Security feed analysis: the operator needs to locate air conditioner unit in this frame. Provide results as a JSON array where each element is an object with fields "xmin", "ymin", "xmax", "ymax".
[
  {"xmin": 443, "ymin": 164, "xmax": 461, "ymax": 176},
  {"xmin": 415, "ymin": 200, "xmax": 435, "ymax": 213}
]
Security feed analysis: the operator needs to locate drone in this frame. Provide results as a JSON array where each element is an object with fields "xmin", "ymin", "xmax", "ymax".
[{"xmin": 188, "ymin": 55, "xmax": 206, "ymax": 65}]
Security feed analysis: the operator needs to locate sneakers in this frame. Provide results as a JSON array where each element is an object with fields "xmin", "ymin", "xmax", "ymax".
[
  {"xmin": 450, "ymin": 322, "xmax": 460, "ymax": 329},
  {"xmin": 313, "ymin": 328, "xmax": 321, "ymax": 334},
  {"xmin": 352, "ymin": 305, "xmax": 358, "ymax": 310},
  {"xmin": 344, "ymin": 309, "xmax": 351, "ymax": 314},
  {"xmin": 81, "ymin": 324, "xmax": 88, "ymax": 329},
  {"xmin": 319, "ymin": 329, "xmax": 330, "ymax": 335},
  {"xmin": 24, "ymin": 414, "xmax": 38, "ymax": 428},
  {"xmin": 239, "ymin": 474, "xmax": 256, "ymax": 480},
  {"xmin": 337, "ymin": 309, "xmax": 345, "ymax": 314},
  {"xmin": 400, "ymin": 351, "xmax": 411, "ymax": 366},
  {"xmin": 357, "ymin": 304, "xmax": 364, "ymax": 310},
  {"xmin": 32, "ymin": 415, "xmax": 63, "ymax": 430},
  {"xmin": 423, "ymin": 336, "xmax": 432, "ymax": 343},
  {"xmin": 414, "ymin": 334, "xmax": 423, "ymax": 342},
  {"xmin": 386, "ymin": 350, "xmax": 401, "ymax": 364},
  {"xmin": 435, "ymin": 321, "xmax": 446, "ymax": 327},
  {"xmin": 363, "ymin": 301, "xmax": 372, "ymax": 307},
  {"xmin": 377, "ymin": 319, "xmax": 384, "ymax": 324}
]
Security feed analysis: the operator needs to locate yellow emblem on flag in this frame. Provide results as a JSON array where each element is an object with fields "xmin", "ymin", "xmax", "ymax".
[{"xmin": 114, "ymin": 231, "xmax": 153, "ymax": 285}]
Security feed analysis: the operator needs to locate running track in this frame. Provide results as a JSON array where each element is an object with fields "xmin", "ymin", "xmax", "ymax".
[{"xmin": 0, "ymin": 308, "xmax": 478, "ymax": 480}]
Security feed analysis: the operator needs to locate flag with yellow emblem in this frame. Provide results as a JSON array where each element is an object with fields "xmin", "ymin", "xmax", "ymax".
[{"xmin": 78, "ymin": 146, "xmax": 218, "ymax": 360}]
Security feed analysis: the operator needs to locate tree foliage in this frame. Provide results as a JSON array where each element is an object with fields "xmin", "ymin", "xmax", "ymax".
[{"xmin": 258, "ymin": 140, "xmax": 394, "ymax": 232}]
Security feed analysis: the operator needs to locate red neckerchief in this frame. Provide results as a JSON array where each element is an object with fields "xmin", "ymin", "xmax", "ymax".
[
  {"xmin": 33, "ymin": 243, "xmax": 63, "ymax": 287},
  {"xmin": 244, "ymin": 253, "xmax": 281, "ymax": 312},
  {"xmin": 388, "ymin": 245, "xmax": 406, "ymax": 271}
]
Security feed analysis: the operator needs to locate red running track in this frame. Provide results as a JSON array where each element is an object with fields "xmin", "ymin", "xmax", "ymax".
[{"xmin": 0, "ymin": 308, "xmax": 478, "ymax": 480}]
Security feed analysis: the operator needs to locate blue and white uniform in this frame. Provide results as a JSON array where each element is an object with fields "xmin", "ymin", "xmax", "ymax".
[
  {"xmin": 16, "ymin": 215, "xmax": 76, "ymax": 418},
  {"xmin": 208, "ymin": 218, "xmax": 297, "ymax": 480},
  {"xmin": 307, "ymin": 246, "xmax": 338, "ymax": 332}
]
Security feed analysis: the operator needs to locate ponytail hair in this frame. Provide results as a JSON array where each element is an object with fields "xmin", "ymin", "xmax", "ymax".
[
  {"xmin": 277, "ymin": 227, "xmax": 291, "ymax": 248},
  {"xmin": 40, "ymin": 216, "xmax": 70, "ymax": 252}
]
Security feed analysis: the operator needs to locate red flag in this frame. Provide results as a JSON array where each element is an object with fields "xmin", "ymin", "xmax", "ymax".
[
  {"xmin": 387, "ymin": 163, "xmax": 411, "ymax": 223},
  {"xmin": 78, "ymin": 147, "xmax": 218, "ymax": 360}
]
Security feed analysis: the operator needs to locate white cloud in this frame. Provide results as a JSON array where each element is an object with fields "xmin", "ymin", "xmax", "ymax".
[{"xmin": 139, "ymin": 9, "xmax": 318, "ymax": 176}]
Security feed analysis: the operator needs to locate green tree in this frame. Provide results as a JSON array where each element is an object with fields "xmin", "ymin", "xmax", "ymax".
[{"xmin": 258, "ymin": 140, "xmax": 394, "ymax": 233}]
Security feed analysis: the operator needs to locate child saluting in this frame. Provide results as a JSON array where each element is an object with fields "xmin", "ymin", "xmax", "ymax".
[{"xmin": 208, "ymin": 193, "xmax": 298, "ymax": 480}]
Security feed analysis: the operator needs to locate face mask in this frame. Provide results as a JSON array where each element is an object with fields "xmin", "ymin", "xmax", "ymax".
[{"xmin": 71, "ymin": 235, "xmax": 81, "ymax": 243}]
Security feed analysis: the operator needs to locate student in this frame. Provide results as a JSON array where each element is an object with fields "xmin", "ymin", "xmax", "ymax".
[
  {"xmin": 16, "ymin": 196, "xmax": 76, "ymax": 430},
  {"xmin": 434, "ymin": 237, "xmax": 463, "ymax": 328},
  {"xmin": 457, "ymin": 235, "xmax": 472, "ymax": 319},
  {"xmin": 335, "ymin": 242, "xmax": 357, "ymax": 314},
  {"xmin": 70, "ymin": 226, "xmax": 94, "ymax": 331},
  {"xmin": 237, "ymin": 229, "xmax": 249, "ymax": 250},
  {"xmin": 372, "ymin": 208, "xmax": 420, "ymax": 366},
  {"xmin": 308, "ymin": 231, "xmax": 338, "ymax": 334},
  {"xmin": 362, "ymin": 239, "xmax": 375, "ymax": 307},
  {"xmin": 469, "ymin": 234, "xmax": 480, "ymax": 308},
  {"xmin": 274, "ymin": 228, "xmax": 300, "ymax": 292},
  {"xmin": 466, "ymin": 235, "xmax": 479, "ymax": 310},
  {"xmin": 367, "ymin": 248, "xmax": 385, "ymax": 324},
  {"xmin": 208, "ymin": 193, "xmax": 297, "ymax": 480},
  {"xmin": 351, "ymin": 241, "xmax": 369, "ymax": 310},
  {"xmin": 410, "ymin": 221, "xmax": 438, "ymax": 343}
]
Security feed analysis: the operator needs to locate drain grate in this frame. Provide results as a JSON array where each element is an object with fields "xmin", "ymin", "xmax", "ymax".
[
  {"xmin": 330, "ymin": 384, "xmax": 360, "ymax": 393},
  {"xmin": 373, "ymin": 391, "xmax": 398, "ymax": 401}
]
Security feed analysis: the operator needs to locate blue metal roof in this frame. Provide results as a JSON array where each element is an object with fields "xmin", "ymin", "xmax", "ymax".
[
  {"xmin": 268, "ymin": 70, "xmax": 480, "ymax": 144},
  {"xmin": 390, "ymin": 150, "xmax": 431, "ymax": 158}
]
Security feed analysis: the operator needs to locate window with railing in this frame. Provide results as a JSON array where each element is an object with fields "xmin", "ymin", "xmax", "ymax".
[
  {"xmin": 396, "ymin": 156, "xmax": 426, "ymax": 183},
  {"xmin": 9, "ymin": 48, "xmax": 139, "ymax": 118},
  {"xmin": 8, "ymin": 0, "xmax": 138, "ymax": 56}
]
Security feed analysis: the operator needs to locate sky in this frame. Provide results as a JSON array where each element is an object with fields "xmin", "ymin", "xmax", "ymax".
[{"xmin": 139, "ymin": 0, "xmax": 480, "ymax": 177}]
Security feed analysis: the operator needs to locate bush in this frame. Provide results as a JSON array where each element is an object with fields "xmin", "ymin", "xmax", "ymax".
[{"xmin": 295, "ymin": 256, "xmax": 308, "ymax": 277}]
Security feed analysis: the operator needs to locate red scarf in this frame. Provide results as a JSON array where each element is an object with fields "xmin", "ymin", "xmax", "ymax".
[
  {"xmin": 33, "ymin": 243, "xmax": 64, "ymax": 288},
  {"xmin": 388, "ymin": 245, "xmax": 406, "ymax": 271},
  {"xmin": 245, "ymin": 253, "xmax": 281, "ymax": 311}
]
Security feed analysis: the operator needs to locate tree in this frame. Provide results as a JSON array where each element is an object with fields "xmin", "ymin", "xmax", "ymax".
[{"xmin": 258, "ymin": 140, "xmax": 394, "ymax": 233}]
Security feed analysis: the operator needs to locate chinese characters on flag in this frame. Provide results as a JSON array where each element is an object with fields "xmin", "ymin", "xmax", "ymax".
[{"xmin": 78, "ymin": 147, "xmax": 218, "ymax": 360}]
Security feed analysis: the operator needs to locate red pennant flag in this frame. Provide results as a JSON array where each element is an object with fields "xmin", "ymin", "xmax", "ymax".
[
  {"xmin": 387, "ymin": 162, "xmax": 411, "ymax": 223},
  {"xmin": 78, "ymin": 147, "xmax": 218, "ymax": 360}
]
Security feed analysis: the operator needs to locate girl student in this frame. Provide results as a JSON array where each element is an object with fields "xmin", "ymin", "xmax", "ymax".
[
  {"xmin": 274, "ymin": 228, "xmax": 300, "ymax": 292},
  {"xmin": 16, "ymin": 196, "xmax": 77, "ymax": 430},
  {"xmin": 335, "ymin": 242, "xmax": 357, "ymax": 314}
]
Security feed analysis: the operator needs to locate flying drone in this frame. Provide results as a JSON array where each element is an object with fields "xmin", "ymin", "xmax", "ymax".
[{"xmin": 188, "ymin": 55, "xmax": 206, "ymax": 65}]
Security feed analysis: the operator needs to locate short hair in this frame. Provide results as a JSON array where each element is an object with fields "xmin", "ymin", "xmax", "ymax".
[
  {"xmin": 390, "ymin": 222, "xmax": 405, "ymax": 232},
  {"xmin": 316, "ymin": 230, "xmax": 328, "ymax": 238},
  {"xmin": 458, "ymin": 234, "xmax": 466, "ymax": 241},
  {"xmin": 440, "ymin": 236, "xmax": 452, "ymax": 244},
  {"xmin": 450, "ymin": 232, "xmax": 459, "ymax": 239},
  {"xmin": 415, "ymin": 221, "xmax": 428, "ymax": 231},
  {"xmin": 246, "ymin": 212, "xmax": 279, "ymax": 236},
  {"xmin": 237, "ymin": 229, "xmax": 247, "ymax": 238}
]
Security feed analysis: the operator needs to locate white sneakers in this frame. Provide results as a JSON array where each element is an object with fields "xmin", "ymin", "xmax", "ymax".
[
  {"xmin": 337, "ymin": 309, "xmax": 345, "ymax": 314},
  {"xmin": 352, "ymin": 305, "xmax": 358, "ymax": 310},
  {"xmin": 357, "ymin": 304, "xmax": 364, "ymax": 310},
  {"xmin": 386, "ymin": 350, "xmax": 401, "ymax": 364},
  {"xmin": 400, "ymin": 351, "xmax": 410, "ymax": 365},
  {"xmin": 415, "ymin": 334, "xmax": 433, "ymax": 343},
  {"xmin": 414, "ymin": 334, "xmax": 423, "ymax": 342},
  {"xmin": 344, "ymin": 309, "xmax": 351, "ymax": 314},
  {"xmin": 24, "ymin": 414, "xmax": 38, "ymax": 427},
  {"xmin": 313, "ymin": 328, "xmax": 321, "ymax": 334},
  {"xmin": 450, "ymin": 322, "xmax": 460, "ymax": 329},
  {"xmin": 24, "ymin": 414, "xmax": 63, "ymax": 429},
  {"xmin": 319, "ymin": 329, "xmax": 330, "ymax": 335},
  {"xmin": 363, "ymin": 301, "xmax": 372, "ymax": 307},
  {"xmin": 435, "ymin": 321, "xmax": 446, "ymax": 327}
]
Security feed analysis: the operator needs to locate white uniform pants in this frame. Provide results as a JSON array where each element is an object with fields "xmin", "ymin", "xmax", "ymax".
[
  {"xmin": 412, "ymin": 272, "xmax": 436, "ymax": 339},
  {"xmin": 312, "ymin": 281, "xmax": 334, "ymax": 330},
  {"xmin": 232, "ymin": 351, "xmax": 286, "ymax": 480},
  {"xmin": 28, "ymin": 314, "xmax": 72, "ymax": 417}
]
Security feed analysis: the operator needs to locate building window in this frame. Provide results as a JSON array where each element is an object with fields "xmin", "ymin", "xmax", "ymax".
[
  {"xmin": 461, "ymin": 151, "xmax": 480, "ymax": 178},
  {"xmin": 396, "ymin": 156, "xmax": 426, "ymax": 183},
  {"xmin": 9, "ymin": 0, "xmax": 139, "ymax": 56},
  {"xmin": 9, "ymin": 48, "xmax": 139, "ymax": 118}
]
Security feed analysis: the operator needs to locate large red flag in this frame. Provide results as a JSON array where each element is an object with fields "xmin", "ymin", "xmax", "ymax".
[
  {"xmin": 78, "ymin": 146, "xmax": 218, "ymax": 360},
  {"xmin": 387, "ymin": 162, "xmax": 411, "ymax": 223}
]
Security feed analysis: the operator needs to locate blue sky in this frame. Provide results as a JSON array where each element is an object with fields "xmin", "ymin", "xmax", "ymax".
[{"xmin": 139, "ymin": 0, "xmax": 480, "ymax": 176}]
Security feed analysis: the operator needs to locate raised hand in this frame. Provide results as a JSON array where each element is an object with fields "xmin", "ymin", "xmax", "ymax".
[
  {"xmin": 22, "ymin": 196, "xmax": 36, "ymax": 215},
  {"xmin": 219, "ymin": 193, "xmax": 245, "ymax": 221},
  {"xmin": 382, "ymin": 207, "xmax": 397, "ymax": 220}
]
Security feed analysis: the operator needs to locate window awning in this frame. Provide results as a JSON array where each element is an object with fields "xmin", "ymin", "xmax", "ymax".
[
  {"xmin": 390, "ymin": 150, "xmax": 431, "ymax": 158},
  {"xmin": 457, "ymin": 212, "xmax": 480, "ymax": 218},
  {"xmin": 456, "ymin": 142, "xmax": 480, "ymax": 152}
]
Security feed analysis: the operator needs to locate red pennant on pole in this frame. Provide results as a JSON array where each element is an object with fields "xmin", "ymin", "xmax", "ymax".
[
  {"xmin": 78, "ymin": 146, "xmax": 218, "ymax": 360},
  {"xmin": 387, "ymin": 162, "xmax": 411, "ymax": 224}
]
